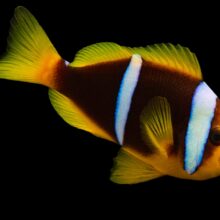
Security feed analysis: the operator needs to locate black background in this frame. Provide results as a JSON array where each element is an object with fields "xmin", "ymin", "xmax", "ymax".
[{"xmin": 1, "ymin": 0, "xmax": 220, "ymax": 216}]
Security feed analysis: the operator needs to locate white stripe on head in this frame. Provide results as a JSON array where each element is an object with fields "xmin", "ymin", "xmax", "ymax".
[
  {"xmin": 115, "ymin": 54, "xmax": 142, "ymax": 145},
  {"xmin": 185, "ymin": 82, "xmax": 217, "ymax": 174}
]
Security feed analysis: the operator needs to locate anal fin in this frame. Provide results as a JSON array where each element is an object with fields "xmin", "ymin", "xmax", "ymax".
[
  {"xmin": 110, "ymin": 148, "xmax": 163, "ymax": 184},
  {"xmin": 49, "ymin": 89, "xmax": 115, "ymax": 142}
]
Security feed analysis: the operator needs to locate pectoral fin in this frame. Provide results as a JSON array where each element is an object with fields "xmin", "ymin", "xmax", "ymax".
[
  {"xmin": 140, "ymin": 96, "xmax": 174, "ymax": 157},
  {"xmin": 110, "ymin": 149, "xmax": 163, "ymax": 184}
]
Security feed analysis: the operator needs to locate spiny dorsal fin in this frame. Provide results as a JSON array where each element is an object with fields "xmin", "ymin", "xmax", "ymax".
[
  {"xmin": 49, "ymin": 89, "xmax": 115, "ymax": 142},
  {"xmin": 140, "ymin": 96, "xmax": 174, "ymax": 157},
  {"xmin": 127, "ymin": 43, "xmax": 202, "ymax": 79},
  {"xmin": 70, "ymin": 42, "xmax": 131, "ymax": 67},
  {"xmin": 110, "ymin": 148, "xmax": 163, "ymax": 184}
]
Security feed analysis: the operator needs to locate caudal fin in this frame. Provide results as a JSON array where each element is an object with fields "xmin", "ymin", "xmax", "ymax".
[{"xmin": 0, "ymin": 6, "xmax": 62, "ymax": 87}]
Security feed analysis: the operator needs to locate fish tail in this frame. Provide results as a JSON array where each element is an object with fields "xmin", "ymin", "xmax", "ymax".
[{"xmin": 0, "ymin": 6, "xmax": 63, "ymax": 88}]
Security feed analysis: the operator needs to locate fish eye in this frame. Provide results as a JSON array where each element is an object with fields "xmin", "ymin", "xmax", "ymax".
[{"xmin": 210, "ymin": 128, "xmax": 220, "ymax": 145}]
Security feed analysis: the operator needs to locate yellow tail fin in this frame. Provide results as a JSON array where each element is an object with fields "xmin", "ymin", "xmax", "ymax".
[{"xmin": 0, "ymin": 6, "xmax": 62, "ymax": 87}]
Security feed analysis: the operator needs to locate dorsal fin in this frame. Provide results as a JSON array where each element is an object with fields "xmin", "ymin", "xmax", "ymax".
[
  {"xmin": 49, "ymin": 89, "xmax": 115, "ymax": 142},
  {"xmin": 70, "ymin": 42, "xmax": 131, "ymax": 67},
  {"xmin": 70, "ymin": 42, "xmax": 202, "ymax": 79},
  {"xmin": 127, "ymin": 43, "xmax": 202, "ymax": 79}
]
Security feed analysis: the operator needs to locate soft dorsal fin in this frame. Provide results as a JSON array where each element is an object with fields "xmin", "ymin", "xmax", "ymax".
[
  {"xmin": 48, "ymin": 89, "xmax": 115, "ymax": 142},
  {"xmin": 70, "ymin": 42, "xmax": 131, "ymax": 67},
  {"xmin": 127, "ymin": 43, "xmax": 202, "ymax": 79},
  {"xmin": 140, "ymin": 96, "xmax": 174, "ymax": 157},
  {"xmin": 110, "ymin": 148, "xmax": 163, "ymax": 184}
]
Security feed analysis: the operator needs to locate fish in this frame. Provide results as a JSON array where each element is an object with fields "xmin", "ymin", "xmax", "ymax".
[{"xmin": 0, "ymin": 6, "xmax": 220, "ymax": 184}]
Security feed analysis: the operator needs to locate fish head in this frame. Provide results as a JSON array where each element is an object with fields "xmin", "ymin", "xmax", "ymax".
[
  {"xmin": 177, "ymin": 86, "xmax": 220, "ymax": 180},
  {"xmin": 150, "ymin": 100, "xmax": 220, "ymax": 181}
]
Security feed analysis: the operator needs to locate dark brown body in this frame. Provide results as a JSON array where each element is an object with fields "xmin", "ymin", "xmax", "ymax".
[{"xmin": 54, "ymin": 58, "xmax": 200, "ymax": 157}]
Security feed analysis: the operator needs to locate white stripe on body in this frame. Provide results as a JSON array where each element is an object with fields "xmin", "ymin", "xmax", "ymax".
[{"xmin": 115, "ymin": 54, "xmax": 142, "ymax": 145}]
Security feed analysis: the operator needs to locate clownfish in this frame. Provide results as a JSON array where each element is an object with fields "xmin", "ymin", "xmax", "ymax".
[{"xmin": 0, "ymin": 6, "xmax": 220, "ymax": 184}]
